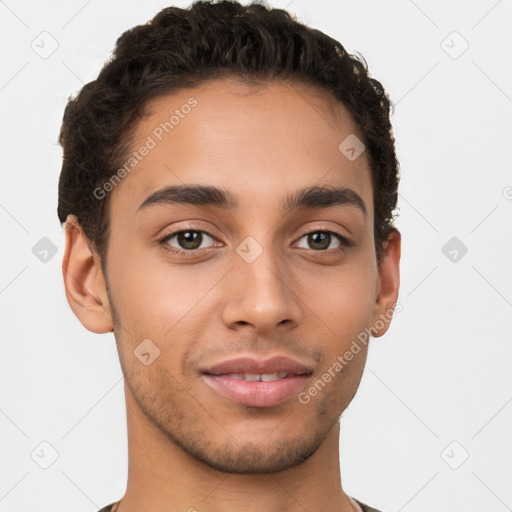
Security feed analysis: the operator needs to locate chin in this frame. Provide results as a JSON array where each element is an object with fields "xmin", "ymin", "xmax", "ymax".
[{"xmin": 173, "ymin": 432, "xmax": 324, "ymax": 474}]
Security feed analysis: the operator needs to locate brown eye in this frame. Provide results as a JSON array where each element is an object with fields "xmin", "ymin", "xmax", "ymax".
[
  {"xmin": 308, "ymin": 232, "xmax": 330, "ymax": 250},
  {"xmin": 163, "ymin": 230, "xmax": 216, "ymax": 251},
  {"xmin": 296, "ymin": 231, "xmax": 347, "ymax": 251}
]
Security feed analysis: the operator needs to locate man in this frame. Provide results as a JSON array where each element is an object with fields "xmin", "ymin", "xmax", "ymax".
[{"xmin": 57, "ymin": 1, "xmax": 401, "ymax": 511}]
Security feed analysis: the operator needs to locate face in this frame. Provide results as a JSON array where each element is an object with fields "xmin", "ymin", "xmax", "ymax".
[{"xmin": 92, "ymin": 78, "xmax": 398, "ymax": 473}]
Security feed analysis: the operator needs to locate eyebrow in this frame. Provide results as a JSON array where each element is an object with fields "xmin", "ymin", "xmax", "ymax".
[{"xmin": 137, "ymin": 184, "xmax": 367, "ymax": 217}]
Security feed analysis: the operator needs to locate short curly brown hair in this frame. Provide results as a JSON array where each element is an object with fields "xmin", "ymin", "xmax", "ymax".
[{"xmin": 57, "ymin": 0, "xmax": 399, "ymax": 266}]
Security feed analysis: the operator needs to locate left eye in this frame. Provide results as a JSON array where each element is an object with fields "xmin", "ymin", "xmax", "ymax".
[
  {"xmin": 164, "ymin": 230, "xmax": 217, "ymax": 251},
  {"xmin": 295, "ymin": 231, "xmax": 347, "ymax": 251}
]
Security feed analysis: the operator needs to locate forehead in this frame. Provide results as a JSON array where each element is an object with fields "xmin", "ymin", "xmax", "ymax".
[{"xmin": 109, "ymin": 78, "xmax": 373, "ymax": 218}]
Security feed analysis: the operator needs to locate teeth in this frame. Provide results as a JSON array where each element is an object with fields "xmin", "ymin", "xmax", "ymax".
[
  {"xmin": 225, "ymin": 372, "xmax": 290, "ymax": 381},
  {"xmin": 227, "ymin": 373, "xmax": 244, "ymax": 380},
  {"xmin": 260, "ymin": 373, "xmax": 279, "ymax": 381},
  {"xmin": 261, "ymin": 372, "xmax": 289, "ymax": 381}
]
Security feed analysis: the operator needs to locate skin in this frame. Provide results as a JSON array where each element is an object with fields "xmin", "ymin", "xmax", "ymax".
[{"xmin": 62, "ymin": 77, "xmax": 400, "ymax": 512}]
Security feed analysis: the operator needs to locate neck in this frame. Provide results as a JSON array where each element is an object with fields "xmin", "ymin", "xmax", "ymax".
[{"xmin": 116, "ymin": 382, "xmax": 356, "ymax": 512}]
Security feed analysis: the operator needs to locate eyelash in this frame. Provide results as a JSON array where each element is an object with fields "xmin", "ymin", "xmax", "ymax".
[{"xmin": 157, "ymin": 228, "xmax": 351, "ymax": 257}]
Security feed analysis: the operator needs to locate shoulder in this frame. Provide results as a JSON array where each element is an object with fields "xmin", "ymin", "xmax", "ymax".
[
  {"xmin": 97, "ymin": 504, "xmax": 115, "ymax": 512},
  {"xmin": 353, "ymin": 497, "xmax": 386, "ymax": 512}
]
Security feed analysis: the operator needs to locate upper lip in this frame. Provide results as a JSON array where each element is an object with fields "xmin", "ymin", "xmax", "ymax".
[{"xmin": 202, "ymin": 355, "xmax": 313, "ymax": 376}]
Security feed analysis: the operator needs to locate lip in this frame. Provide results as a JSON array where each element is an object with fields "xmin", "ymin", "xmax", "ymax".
[
  {"xmin": 201, "ymin": 355, "xmax": 313, "ymax": 407},
  {"xmin": 203, "ymin": 355, "xmax": 313, "ymax": 376}
]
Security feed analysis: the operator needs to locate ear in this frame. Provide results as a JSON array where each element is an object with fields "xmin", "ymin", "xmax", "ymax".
[
  {"xmin": 62, "ymin": 215, "xmax": 113, "ymax": 334},
  {"xmin": 370, "ymin": 228, "xmax": 401, "ymax": 338}
]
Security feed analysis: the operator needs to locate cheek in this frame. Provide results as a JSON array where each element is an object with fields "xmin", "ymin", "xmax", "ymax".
[
  {"xmin": 107, "ymin": 242, "xmax": 205, "ymax": 327},
  {"xmin": 106, "ymin": 251, "xmax": 219, "ymax": 372},
  {"xmin": 302, "ymin": 263, "xmax": 377, "ymax": 342}
]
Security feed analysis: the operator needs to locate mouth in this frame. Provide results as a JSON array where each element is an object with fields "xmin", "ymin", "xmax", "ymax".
[
  {"xmin": 216, "ymin": 371, "xmax": 295, "ymax": 381},
  {"xmin": 201, "ymin": 356, "xmax": 313, "ymax": 407}
]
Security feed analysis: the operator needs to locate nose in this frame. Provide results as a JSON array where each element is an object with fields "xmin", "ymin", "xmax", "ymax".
[{"xmin": 221, "ymin": 241, "xmax": 302, "ymax": 334}]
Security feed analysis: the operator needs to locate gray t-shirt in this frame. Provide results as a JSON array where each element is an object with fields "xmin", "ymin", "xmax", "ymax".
[{"xmin": 97, "ymin": 497, "xmax": 384, "ymax": 512}]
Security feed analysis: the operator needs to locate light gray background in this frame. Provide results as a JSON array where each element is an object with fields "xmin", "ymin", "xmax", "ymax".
[{"xmin": 1, "ymin": 1, "xmax": 511, "ymax": 511}]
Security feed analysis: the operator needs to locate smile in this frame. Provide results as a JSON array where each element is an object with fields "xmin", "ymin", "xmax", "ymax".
[{"xmin": 223, "ymin": 372, "xmax": 290, "ymax": 381}]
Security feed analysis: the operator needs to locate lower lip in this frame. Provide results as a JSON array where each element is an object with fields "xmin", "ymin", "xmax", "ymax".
[{"xmin": 203, "ymin": 374, "xmax": 310, "ymax": 407}]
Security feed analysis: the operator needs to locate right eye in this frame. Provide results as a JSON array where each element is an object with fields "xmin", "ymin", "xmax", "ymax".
[{"xmin": 159, "ymin": 229, "xmax": 221, "ymax": 254}]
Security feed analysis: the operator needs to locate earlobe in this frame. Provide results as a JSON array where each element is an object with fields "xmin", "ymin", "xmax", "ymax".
[
  {"xmin": 62, "ymin": 216, "xmax": 113, "ymax": 334},
  {"xmin": 371, "ymin": 228, "xmax": 401, "ymax": 338}
]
